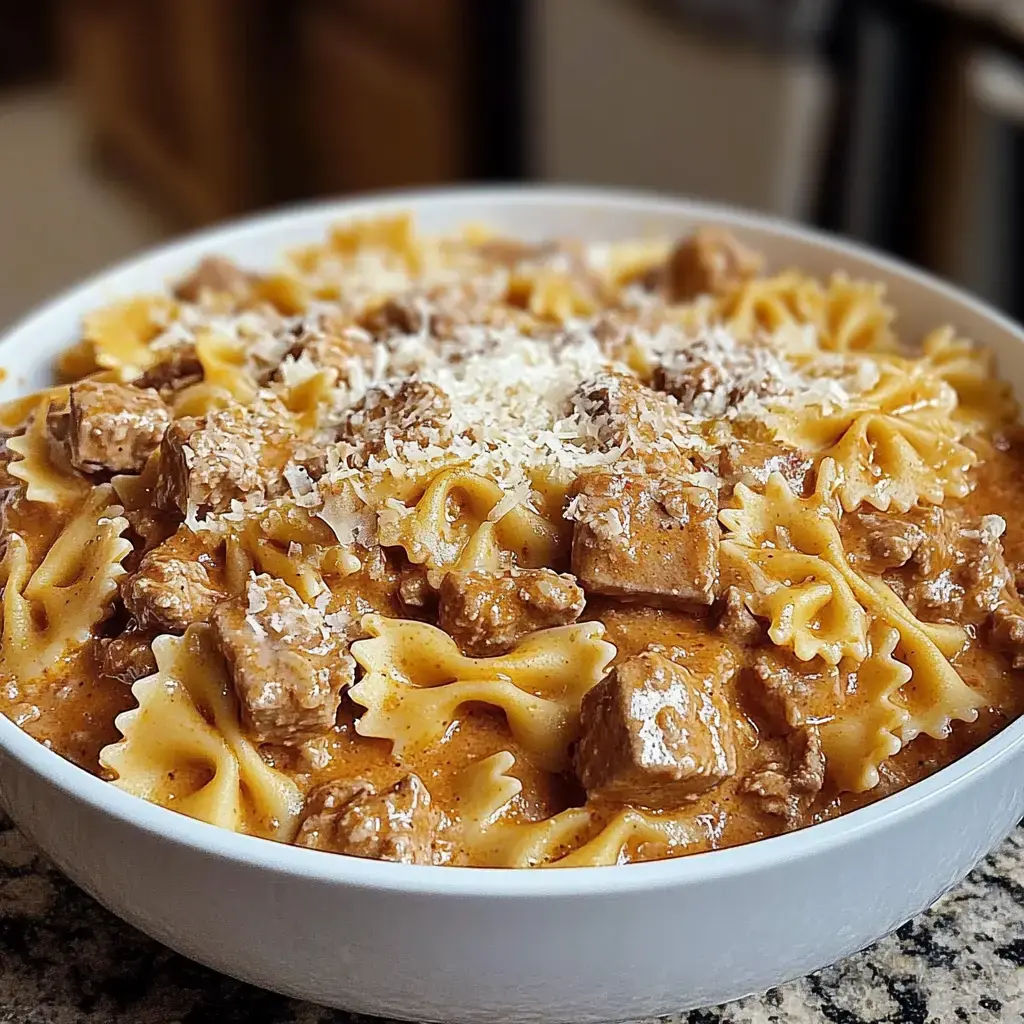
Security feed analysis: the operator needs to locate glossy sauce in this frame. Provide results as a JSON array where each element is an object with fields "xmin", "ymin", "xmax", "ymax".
[
  {"xmin": 9, "ymin": 438, "xmax": 1024, "ymax": 864},
  {"xmin": 3, "ymin": 251, "xmax": 1024, "ymax": 865}
]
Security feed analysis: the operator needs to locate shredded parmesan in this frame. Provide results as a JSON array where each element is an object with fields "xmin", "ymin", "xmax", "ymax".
[
  {"xmin": 651, "ymin": 326, "xmax": 804, "ymax": 420},
  {"xmin": 962, "ymin": 514, "xmax": 1007, "ymax": 543},
  {"xmin": 148, "ymin": 229, "xmax": 881, "ymax": 574},
  {"xmin": 246, "ymin": 574, "xmax": 270, "ymax": 614}
]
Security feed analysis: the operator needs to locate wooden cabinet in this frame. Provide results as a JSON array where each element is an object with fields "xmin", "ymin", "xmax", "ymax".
[
  {"xmin": 323, "ymin": 0, "xmax": 462, "ymax": 60},
  {"xmin": 302, "ymin": 4, "xmax": 465, "ymax": 194},
  {"xmin": 58, "ymin": 0, "xmax": 278, "ymax": 224},
  {"xmin": 57, "ymin": 0, "xmax": 472, "ymax": 223},
  {"xmin": 59, "ymin": 0, "xmax": 177, "ymax": 151}
]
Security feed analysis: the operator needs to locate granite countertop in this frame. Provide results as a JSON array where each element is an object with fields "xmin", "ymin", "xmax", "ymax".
[{"xmin": 0, "ymin": 815, "xmax": 1021, "ymax": 1024}]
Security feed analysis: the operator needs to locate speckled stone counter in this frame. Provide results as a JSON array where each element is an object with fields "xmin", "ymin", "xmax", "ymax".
[{"xmin": 1, "ymin": 815, "xmax": 1021, "ymax": 1024}]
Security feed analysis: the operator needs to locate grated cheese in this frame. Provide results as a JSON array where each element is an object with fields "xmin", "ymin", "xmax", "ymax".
[
  {"xmin": 962, "ymin": 514, "xmax": 1007, "ymax": 543},
  {"xmin": 156, "ymin": 235, "xmax": 882, "ymax": 562},
  {"xmin": 651, "ymin": 326, "xmax": 804, "ymax": 420}
]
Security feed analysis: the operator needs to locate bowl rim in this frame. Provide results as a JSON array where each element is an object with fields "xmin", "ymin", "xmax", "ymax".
[{"xmin": 2, "ymin": 182, "xmax": 1023, "ymax": 897}]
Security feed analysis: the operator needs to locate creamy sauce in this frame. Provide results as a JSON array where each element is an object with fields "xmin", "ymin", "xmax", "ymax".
[{"xmin": 2, "ymin": 226, "xmax": 1024, "ymax": 867}]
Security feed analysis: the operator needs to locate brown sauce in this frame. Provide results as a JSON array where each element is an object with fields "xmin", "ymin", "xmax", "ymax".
[{"xmin": 2, "ymin": 221, "xmax": 1023, "ymax": 867}]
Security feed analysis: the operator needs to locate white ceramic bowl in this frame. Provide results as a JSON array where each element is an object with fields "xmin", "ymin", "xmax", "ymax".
[{"xmin": 1, "ymin": 188, "xmax": 1023, "ymax": 1023}]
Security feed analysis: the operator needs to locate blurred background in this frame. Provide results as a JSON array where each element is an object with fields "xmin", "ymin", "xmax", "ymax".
[{"xmin": 2, "ymin": 0, "xmax": 1024, "ymax": 328}]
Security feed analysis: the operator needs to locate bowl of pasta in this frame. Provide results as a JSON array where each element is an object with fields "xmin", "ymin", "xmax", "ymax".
[{"xmin": 0, "ymin": 186, "xmax": 1022, "ymax": 1022}]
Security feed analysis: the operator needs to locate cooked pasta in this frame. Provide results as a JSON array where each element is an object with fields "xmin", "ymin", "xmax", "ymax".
[
  {"xmin": 7, "ymin": 398, "xmax": 91, "ymax": 506},
  {"xmin": 350, "ymin": 615, "xmax": 615, "ymax": 771},
  {"xmin": 100, "ymin": 626, "xmax": 303, "ymax": 840},
  {"xmin": 819, "ymin": 622, "xmax": 910, "ymax": 793},
  {"xmin": 61, "ymin": 296, "xmax": 174, "ymax": 378},
  {"xmin": 0, "ymin": 486, "xmax": 131, "ymax": 682},
  {"xmin": 1, "ymin": 214, "xmax": 1022, "ymax": 868},
  {"xmin": 453, "ymin": 751, "xmax": 701, "ymax": 868},
  {"xmin": 378, "ymin": 468, "xmax": 567, "ymax": 583}
]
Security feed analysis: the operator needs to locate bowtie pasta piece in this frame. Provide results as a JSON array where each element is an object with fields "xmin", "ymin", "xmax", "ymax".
[
  {"xmin": 378, "ymin": 468, "xmax": 567, "ymax": 584},
  {"xmin": 821, "ymin": 622, "xmax": 911, "ymax": 793},
  {"xmin": 452, "ymin": 752, "xmax": 702, "ymax": 867},
  {"xmin": 0, "ymin": 486, "xmax": 131, "ymax": 682},
  {"xmin": 7, "ymin": 398, "xmax": 90, "ymax": 506},
  {"xmin": 721, "ymin": 461, "xmax": 982, "ymax": 758},
  {"xmin": 100, "ymin": 625, "xmax": 303, "ymax": 841},
  {"xmin": 349, "ymin": 614, "xmax": 616, "ymax": 771}
]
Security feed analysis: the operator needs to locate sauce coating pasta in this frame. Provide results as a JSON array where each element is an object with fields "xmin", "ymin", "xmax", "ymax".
[{"xmin": 1, "ymin": 217, "xmax": 1022, "ymax": 867}]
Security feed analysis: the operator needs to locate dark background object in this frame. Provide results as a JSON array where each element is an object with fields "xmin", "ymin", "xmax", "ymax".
[
  {"xmin": 816, "ymin": 0, "xmax": 948, "ymax": 263},
  {"xmin": 0, "ymin": 0, "xmax": 57, "ymax": 86},
  {"xmin": 465, "ymin": 0, "xmax": 528, "ymax": 181}
]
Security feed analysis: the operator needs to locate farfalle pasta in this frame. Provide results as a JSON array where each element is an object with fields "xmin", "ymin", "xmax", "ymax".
[
  {"xmin": 377, "ymin": 468, "xmax": 567, "ymax": 583},
  {"xmin": 773, "ymin": 362, "xmax": 977, "ymax": 512},
  {"xmin": 724, "ymin": 544, "xmax": 869, "ymax": 665},
  {"xmin": 921, "ymin": 326, "xmax": 1020, "ymax": 433},
  {"xmin": 826, "ymin": 413, "xmax": 975, "ymax": 513},
  {"xmin": 7, "ymin": 398, "xmax": 91, "ymax": 506},
  {"xmin": 171, "ymin": 330, "xmax": 259, "ymax": 417},
  {"xmin": 100, "ymin": 626, "xmax": 302, "ymax": 840},
  {"xmin": 722, "ymin": 465, "xmax": 983, "ymax": 752},
  {"xmin": 57, "ymin": 296, "xmax": 175, "ymax": 378},
  {"xmin": 1, "ymin": 215, "xmax": 1022, "ymax": 867},
  {"xmin": 350, "ymin": 615, "xmax": 615, "ymax": 770},
  {"xmin": 451, "ymin": 752, "xmax": 701, "ymax": 867},
  {"xmin": 819, "ymin": 623, "xmax": 910, "ymax": 793},
  {"xmin": 0, "ymin": 486, "xmax": 131, "ymax": 682},
  {"xmin": 717, "ymin": 270, "xmax": 895, "ymax": 352}
]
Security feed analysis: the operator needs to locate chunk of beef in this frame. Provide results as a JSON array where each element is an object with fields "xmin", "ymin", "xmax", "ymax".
[
  {"xmin": 438, "ymin": 568, "xmax": 585, "ymax": 656},
  {"xmin": 746, "ymin": 652, "xmax": 841, "ymax": 734},
  {"xmin": 714, "ymin": 586, "xmax": 765, "ymax": 644},
  {"xmin": 954, "ymin": 516, "xmax": 1012, "ymax": 620},
  {"xmin": 990, "ymin": 601, "xmax": 1024, "ymax": 669},
  {"xmin": 286, "ymin": 440, "xmax": 348, "ymax": 486},
  {"xmin": 361, "ymin": 280, "xmax": 513, "ymax": 341},
  {"xmin": 569, "ymin": 472, "xmax": 719, "ymax": 606},
  {"xmin": 574, "ymin": 650, "xmax": 736, "ymax": 808},
  {"xmin": 112, "ymin": 452, "xmax": 178, "ymax": 561},
  {"xmin": 122, "ymin": 538, "xmax": 223, "ymax": 633},
  {"xmin": 154, "ymin": 400, "xmax": 296, "ymax": 516},
  {"xmin": 123, "ymin": 506, "xmax": 178, "ymax": 563},
  {"xmin": 654, "ymin": 332, "xmax": 796, "ymax": 419},
  {"xmin": 396, "ymin": 564, "xmax": 437, "ymax": 615},
  {"xmin": 361, "ymin": 294, "xmax": 427, "ymax": 336},
  {"xmin": 572, "ymin": 371, "xmax": 693, "ymax": 455},
  {"xmin": 294, "ymin": 774, "xmax": 434, "ymax": 863},
  {"xmin": 741, "ymin": 726, "xmax": 824, "ymax": 825},
  {"xmin": 134, "ymin": 343, "xmax": 204, "ymax": 395},
  {"xmin": 888, "ymin": 512, "xmax": 1010, "ymax": 624},
  {"xmin": 664, "ymin": 227, "xmax": 764, "ymax": 302},
  {"xmin": 100, "ymin": 627, "xmax": 158, "ymax": 684},
  {"xmin": 1013, "ymin": 563, "xmax": 1024, "ymax": 596},
  {"xmin": 904, "ymin": 515, "xmax": 954, "ymax": 581},
  {"xmin": 44, "ymin": 399, "xmax": 70, "ymax": 447},
  {"xmin": 174, "ymin": 256, "xmax": 253, "ymax": 305},
  {"xmin": 718, "ymin": 439, "xmax": 814, "ymax": 498},
  {"xmin": 587, "ymin": 313, "xmax": 636, "ymax": 362},
  {"xmin": 340, "ymin": 380, "xmax": 452, "ymax": 460},
  {"xmin": 211, "ymin": 574, "xmax": 353, "ymax": 745},
  {"xmin": 843, "ymin": 509, "xmax": 930, "ymax": 573},
  {"xmin": 156, "ymin": 415, "xmax": 253, "ymax": 514},
  {"xmin": 275, "ymin": 321, "xmax": 374, "ymax": 384},
  {"xmin": 63, "ymin": 381, "xmax": 169, "ymax": 475}
]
